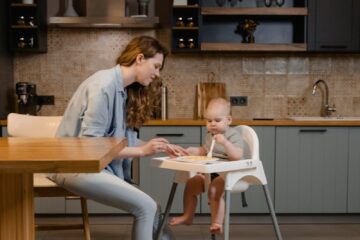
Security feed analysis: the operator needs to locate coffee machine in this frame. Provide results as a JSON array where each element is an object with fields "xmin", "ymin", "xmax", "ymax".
[{"xmin": 16, "ymin": 82, "xmax": 38, "ymax": 115}]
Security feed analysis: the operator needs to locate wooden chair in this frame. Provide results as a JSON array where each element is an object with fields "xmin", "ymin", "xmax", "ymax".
[{"xmin": 7, "ymin": 113, "xmax": 90, "ymax": 240}]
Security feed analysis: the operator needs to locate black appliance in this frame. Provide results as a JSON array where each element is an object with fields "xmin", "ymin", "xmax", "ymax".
[{"xmin": 15, "ymin": 82, "xmax": 38, "ymax": 115}]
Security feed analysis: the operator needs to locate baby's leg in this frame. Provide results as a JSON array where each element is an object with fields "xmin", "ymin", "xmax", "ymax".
[
  {"xmin": 208, "ymin": 176, "xmax": 225, "ymax": 234},
  {"xmin": 170, "ymin": 174, "xmax": 205, "ymax": 225}
]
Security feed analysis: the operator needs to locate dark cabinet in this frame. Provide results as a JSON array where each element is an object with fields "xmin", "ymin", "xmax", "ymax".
[
  {"xmin": 8, "ymin": 0, "xmax": 47, "ymax": 52},
  {"xmin": 308, "ymin": 0, "xmax": 360, "ymax": 52},
  {"xmin": 171, "ymin": 0, "xmax": 200, "ymax": 53},
  {"xmin": 0, "ymin": 0, "xmax": 14, "ymax": 119}
]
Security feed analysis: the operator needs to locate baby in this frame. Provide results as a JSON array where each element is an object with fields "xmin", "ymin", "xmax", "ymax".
[{"xmin": 170, "ymin": 97, "xmax": 246, "ymax": 234}]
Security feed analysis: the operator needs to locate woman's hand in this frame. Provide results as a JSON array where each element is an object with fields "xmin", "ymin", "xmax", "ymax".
[
  {"xmin": 165, "ymin": 144, "xmax": 188, "ymax": 157},
  {"xmin": 140, "ymin": 138, "xmax": 169, "ymax": 156}
]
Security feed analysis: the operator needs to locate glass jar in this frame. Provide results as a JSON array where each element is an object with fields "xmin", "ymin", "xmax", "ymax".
[
  {"xmin": 28, "ymin": 16, "xmax": 35, "ymax": 26},
  {"xmin": 175, "ymin": 17, "xmax": 185, "ymax": 27},
  {"xmin": 17, "ymin": 37, "xmax": 26, "ymax": 48},
  {"xmin": 28, "ymin": 37, "xmax": 34, "ymax": 48},
  {"xmin": 178, "ymin": 38, "xmax": 186, "ymax": 48},
  {"xmin": 186, "ymin": 17, "xmax": 194, "ymax": 27},
  {"xmin": 187, "ymin": 38, "xmax": 195, "ymax": 49},
  {"xmin": 17, "ymin": 16, "xmax": 26, "ymax": 25}
]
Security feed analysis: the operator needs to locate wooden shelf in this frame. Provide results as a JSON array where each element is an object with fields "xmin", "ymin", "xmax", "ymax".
[
  {"xmin": 172, "ymin": 48, "xmax": 200, "ymax": 53},
  {"xmin": 11, "ymin": 25, "xmax": 38, "ymax": 29},
  {"xmin": 48, "ymin": 17, "xmax": 159, "ymax": 28},
  {"xmin": 201, "ymin": 43, "xmax": 307, "ymax": 52},
  {"xmin": 11, "ymin": 3, "xmax": 36, "ymax": 7},
  {"xmin": 173, "ymin": 5, "xmax": 199, "ymax": 9},
  {"xmin": 172, "ymin": 26, "xmax": 199, "ymax": 30},
  {"xmin": 201, "ymin": 7, "xmax": 308, "ymax": 16}
]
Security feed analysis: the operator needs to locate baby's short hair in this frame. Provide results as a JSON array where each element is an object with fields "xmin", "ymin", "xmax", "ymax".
[{"xmin": 207, "ymin": 97, "xmax": 231, "ymax": 116}]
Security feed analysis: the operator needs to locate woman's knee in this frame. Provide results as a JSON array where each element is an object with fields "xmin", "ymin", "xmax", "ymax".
[{"xmin": 133, "ymin": 194, "xmax": 157, "ymax": 218}]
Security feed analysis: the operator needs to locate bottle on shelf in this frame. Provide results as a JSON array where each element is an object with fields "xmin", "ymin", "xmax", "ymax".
[
  {"xmin": 187, "ymin": 38, "xmax": 195, "ymax": 48},
  {"xmin": 28, "ymin": 16, "xmax": 35, "ymax": 26},
  {"xmin": 17, "ymin": 16, "xmax": 26, "ymax": 25},
  {"xmin": 176, "ymin": 17, "xmax": 185, "ymax": 27},
  {"xmin": 17, "ymin": 37, "xmax": 26, "ymax": 48},
  {"xmin": 186, "ymin": 17, "xmax": 194, "ymax": 27},
  {"xmin": 178, "ymin": 38, "xmax": 186, "ymax": 48}
]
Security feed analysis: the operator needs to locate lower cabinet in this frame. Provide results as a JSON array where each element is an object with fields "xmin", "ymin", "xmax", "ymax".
[
  {"xmin": 348, "ymin": 127, "xmax": 360, "ymax": 213},
  {"xmin": 139, "ymin": 126, "xmax": 202, "ymax": 213},
  {"xmin": 275, "ymin": 127, "xmax": 348, "ymax": 213}
]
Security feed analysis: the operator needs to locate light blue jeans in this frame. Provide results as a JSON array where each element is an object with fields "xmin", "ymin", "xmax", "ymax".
[{"xmin": 49, "ymin": 169, "xmax": 157, "ymax": 240}]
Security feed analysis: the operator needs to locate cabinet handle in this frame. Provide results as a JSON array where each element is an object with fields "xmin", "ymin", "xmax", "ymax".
[
  {"xmin": 320, "ymin": 45, "xmax": 348, "ymax": 49},
  {"xmin": 299, "ymin": 129, "xmax": 327, "ymax": 133},
  {"xmin": 156, "ymin": 133, "xmax": 184, "ymax": 137}
]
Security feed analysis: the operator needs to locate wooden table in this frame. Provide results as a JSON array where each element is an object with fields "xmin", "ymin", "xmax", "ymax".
[{"xmin": 0, "ymin": 137, "xmax": 127, "ymax": 240}]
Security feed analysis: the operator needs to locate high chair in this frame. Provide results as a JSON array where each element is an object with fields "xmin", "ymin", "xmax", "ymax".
[{"xmin": 155, "ymin": 125, "xmax": 282, "ymax": 240}]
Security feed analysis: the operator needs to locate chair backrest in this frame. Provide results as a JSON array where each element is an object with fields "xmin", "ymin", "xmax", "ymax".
[
  {"xmin": 233, "ymin": 125, "xmax": 259, "ymax": 160},
  {"xmin": 7, "ymin": 113, "xmax": 62, "ymax": 137}
]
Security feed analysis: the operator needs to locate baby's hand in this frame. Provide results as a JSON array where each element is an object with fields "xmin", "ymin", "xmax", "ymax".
[{"xmin": 214, "ymin": 134, "xmax": 228, "ymax": 145}]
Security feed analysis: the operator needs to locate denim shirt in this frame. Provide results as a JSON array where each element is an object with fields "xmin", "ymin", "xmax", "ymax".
[{"xmin": 56, "ymin": 65, "xmax": 139, "ymax": 181}]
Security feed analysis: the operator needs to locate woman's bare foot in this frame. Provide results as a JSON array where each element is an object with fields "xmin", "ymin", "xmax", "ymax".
[
  {"xmin": 210, "ymin": 223, "xmax": 223, "ymax": 234},
  {"xmin": 169, "ymin": 215, "xmax": 193, "ymax": 225}
]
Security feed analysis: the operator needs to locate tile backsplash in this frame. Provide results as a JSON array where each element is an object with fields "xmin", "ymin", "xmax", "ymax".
[{"xmin": 14, "ymin": 28, "xmax": 360, "ymax": 119}]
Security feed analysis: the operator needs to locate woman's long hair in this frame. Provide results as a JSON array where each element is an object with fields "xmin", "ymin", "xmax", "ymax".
[{"xmin": 116, "ymin": 36, "xmax": 168, "ymax": 129}]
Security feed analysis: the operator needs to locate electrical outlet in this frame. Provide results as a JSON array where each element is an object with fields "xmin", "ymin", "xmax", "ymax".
[
  {"xmin": 230, "ymin": 96, "xmax": 248, "ymax": 106},
  {"xmin": 37, "ymin": 95, "xmax": 55, "ymax": 105}
]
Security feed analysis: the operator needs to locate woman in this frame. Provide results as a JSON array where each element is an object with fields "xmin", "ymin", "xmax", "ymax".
[{"xmin": 50, "ymin": 36, "xmax": 185, "ymax": 240}]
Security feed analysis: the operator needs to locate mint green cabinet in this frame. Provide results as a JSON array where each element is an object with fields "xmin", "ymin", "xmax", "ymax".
[
  {"xmin": 348, "ymin": 127, "xmax": 360, "ymax": 213},
  {"xmin": 275, "ymin": 127, "xmax": 348, "ymax": 213},
  {"xmin": 139, "ymin": 126, "xmax": 202, "ymax": 213}
]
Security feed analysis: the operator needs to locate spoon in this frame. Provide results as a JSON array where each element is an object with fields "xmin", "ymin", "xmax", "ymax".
[{"xmin": 207, "ymin": 139, "xmax": 215, "ymax": 158}]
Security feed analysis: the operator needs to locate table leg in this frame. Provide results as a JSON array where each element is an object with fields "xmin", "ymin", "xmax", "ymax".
[
  {"xmin": 155, "ymin": 182, "xmax": 178, "ymax": 240},
  {"xmin": 0, "ymin": 172, "xmax": 34, "ymax": 240}
]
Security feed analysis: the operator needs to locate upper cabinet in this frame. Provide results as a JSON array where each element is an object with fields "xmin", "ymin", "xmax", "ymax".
[
  {"xmin": 170, "ymin": 0, "xmax": 308, "ymax": 53},
  {"xmin": 308, "ymin": 0, "xmax": 360, "ymax": 52},
  {"xmin": 8, "ymin": 0, "xmax": 47, "ymax": 53}
]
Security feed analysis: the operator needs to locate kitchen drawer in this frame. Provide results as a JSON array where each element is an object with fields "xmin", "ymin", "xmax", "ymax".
[{"xmin": 140, "ymin": 126, "xmax": 201, "ymax": 144}]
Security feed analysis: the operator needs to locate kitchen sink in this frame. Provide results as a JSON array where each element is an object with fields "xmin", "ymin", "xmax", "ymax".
[{"xmin": 289, "ymin": 116, "xmax": 360, "ymax": 121}]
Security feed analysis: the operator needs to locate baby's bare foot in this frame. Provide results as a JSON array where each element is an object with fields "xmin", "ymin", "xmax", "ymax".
[
  {"xmin": 169, "ymin": 216, "xmax": 193, "ymax": 226},
  {"xmin": 210, "ymin": 223, "xmax": 223, "ymax": 234}
]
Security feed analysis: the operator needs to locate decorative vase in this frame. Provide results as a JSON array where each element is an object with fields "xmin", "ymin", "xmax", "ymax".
[
  {"xmin": 215, "ymin": 0, "xmax": 226, "ymax": 7},
  {"xmin": 275, "ymin": 0, "xmax": 285, "ymax": 7},
  {"xmin": 22, "ymin": 0, "xmax": 34, "ymax": 4},
  {"xmin": 137, "ymin": 0, "xmax": 150, "ymax": 15},
  {"xmin": 63, "ymin": 0, "xmax": 78, "ymax": 17},
  {"xmin": 264, "ymin": 0, "xmax": 272, "ymax": 7}
]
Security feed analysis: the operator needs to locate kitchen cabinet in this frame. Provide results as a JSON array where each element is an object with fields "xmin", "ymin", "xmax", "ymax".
[
  {"xmin": 275, "ymin": 127, "xmax": 348, "ymax": 213},
  {"xmin": 8, "ymin": 0, "xmax": 47, "ymax": 52},
  {"xmin": 139, "ymin": 126, "xmax": 202, "ymax": 213},
  {"xmin": 0, "ymin": 126, "xmax": 7, "ymax": 137},
  {"xmin": 171, "ymin": 0, "xmax": 200, "ymax": 53},
  {"xmin": 348, "ymin": 128, "xmax": 360, "ymax": 213},
  {"xmin": 0, "ymin": 0, "xmax": 14, "ymax": 119},
  {"xmin": 308, "ymin": 0, "xmax": 360, "ymax": 52},
  {"xmin": 201, "ymin": 126, "xmax": 276, "ymax": 213},
  {"xmin": 169, "ymin": 0, "xmax": 308, "ymax": 53}
]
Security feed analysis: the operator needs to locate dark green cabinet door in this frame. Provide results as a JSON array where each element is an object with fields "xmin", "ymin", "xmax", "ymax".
[{"xmin": 308, "ymin": 0, "xmax": 360, "ymax": 52}]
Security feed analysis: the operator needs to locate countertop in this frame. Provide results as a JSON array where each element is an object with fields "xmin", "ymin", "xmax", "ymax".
[
  {"xmin": 144, "ymin": 119, "xmax": 360, "ymax": 126},
  {"xmin": 2, "ymin": 119, "xmax": 360, "ymax": 127}
]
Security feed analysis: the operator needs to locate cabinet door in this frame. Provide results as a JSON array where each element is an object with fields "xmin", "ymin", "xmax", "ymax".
[
  {"xmin": 201, "ymin": 126, "xmax": 276, "ymax": 213},
  {"xmin": 1, "ymin": 126, "xmax": 7, "ymax": 137},
  {"xmin": 275, "ymin": 127, "xmax": 348, "ymax": 213},
  {"xmin": 139, "ymin": 126, "xmax": 202, "ymax": 213},
  {"xmin": 308, "ymin": 0, "xmax": 359, "ymax": 52},
  {"xmin": 348, "ymin": 127, "xmax": 360, "ymax": 213}
]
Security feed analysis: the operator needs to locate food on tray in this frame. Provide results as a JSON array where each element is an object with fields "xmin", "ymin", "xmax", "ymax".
[{"xmin": 177, "ymin": 156, "xmax": 218, "ymax": 161}]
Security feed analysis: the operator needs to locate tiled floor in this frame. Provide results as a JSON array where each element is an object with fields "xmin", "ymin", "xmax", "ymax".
[{"xmin": 35, "ymin": 215, "xmax": 360, "ymax": 240}]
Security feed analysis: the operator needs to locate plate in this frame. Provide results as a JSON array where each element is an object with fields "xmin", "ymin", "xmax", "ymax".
[{"xmin": 172, "ymin": 155, "xmax": 219, "ymax": 164}]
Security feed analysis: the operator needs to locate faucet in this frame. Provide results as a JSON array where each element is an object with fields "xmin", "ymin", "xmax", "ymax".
[{"xmin": 312, "ymin": 79, "xmax": 336, "ymax": 117}]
